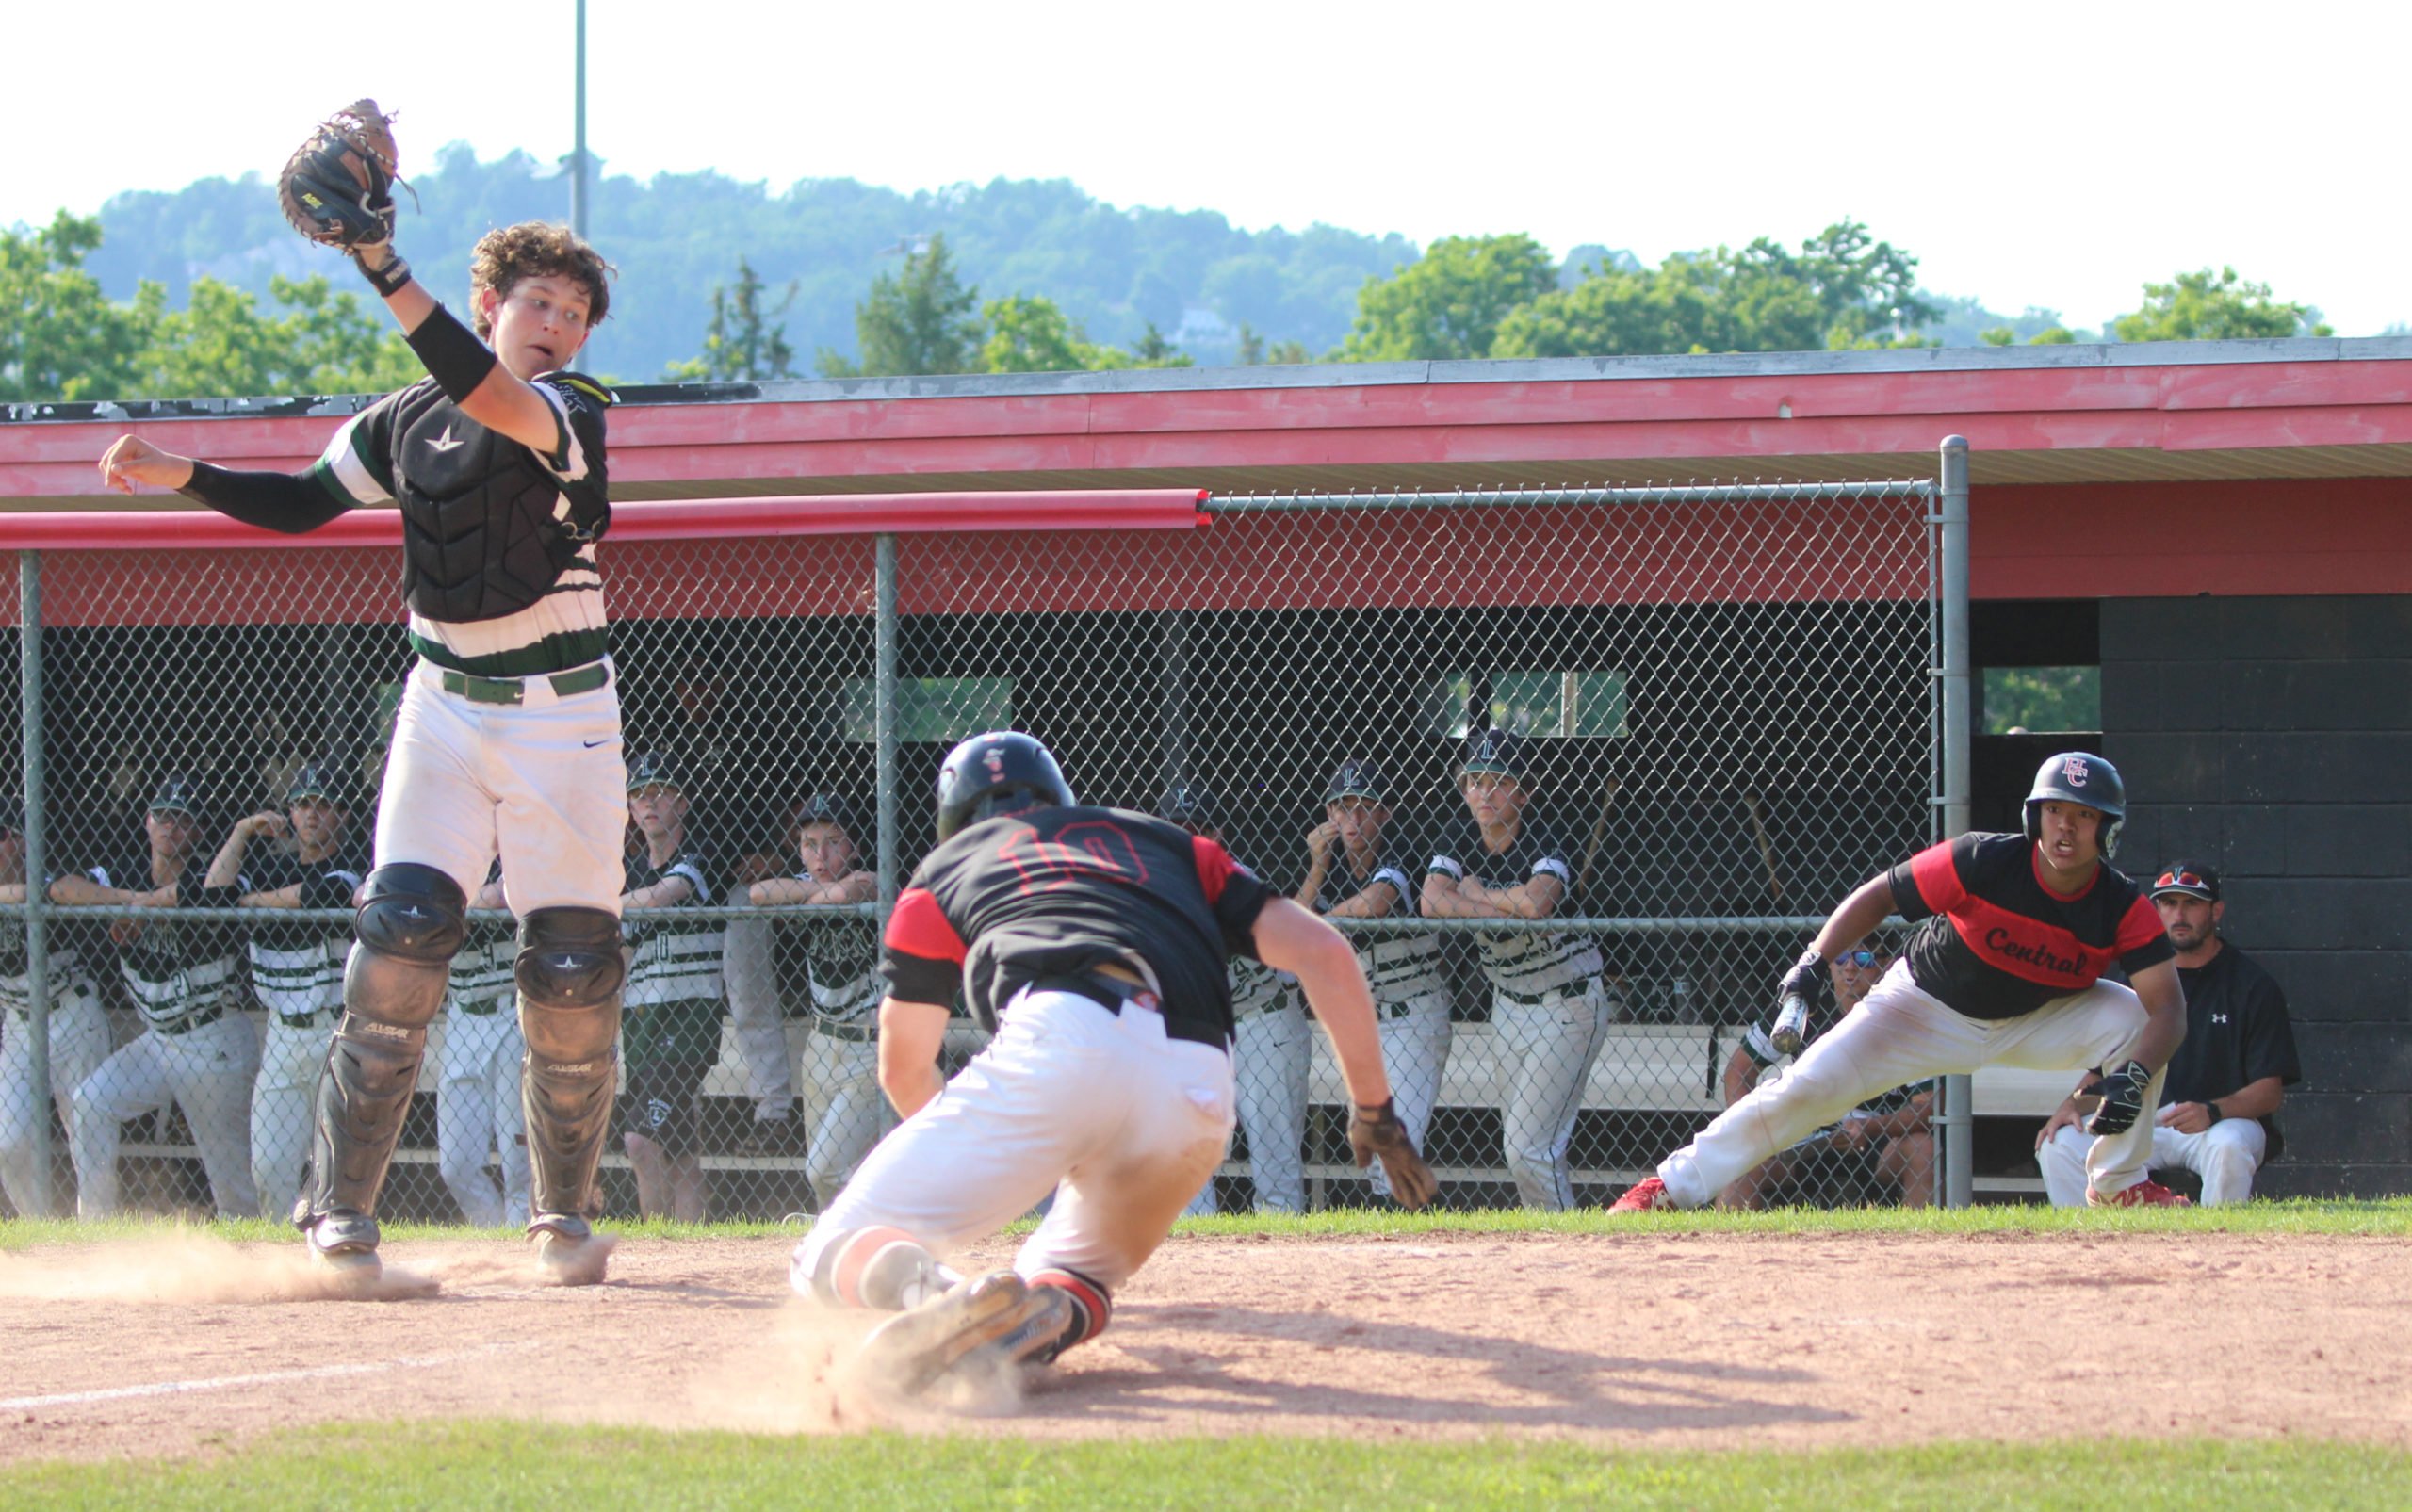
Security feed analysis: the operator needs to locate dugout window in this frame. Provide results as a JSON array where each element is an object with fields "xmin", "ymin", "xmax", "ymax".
[
  {"xmin": 839, "ymin": 675, "xmax": 1016, "ymax": 744},
  {"xmin": 1429, "ymin": 669, "xmax": 1629, "ymax": 740}
]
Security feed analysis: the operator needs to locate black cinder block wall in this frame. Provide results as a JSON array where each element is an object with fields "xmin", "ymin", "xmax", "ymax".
[{"xmin": 2104, "ymin": 593, "xmax": 2412, "ymax": 1196}]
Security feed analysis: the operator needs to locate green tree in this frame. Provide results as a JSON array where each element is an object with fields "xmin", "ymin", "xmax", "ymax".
[
  {"xmin": 664, "ymin": 258, "xmax": 797, "ymax": 382},
  {"xmin": 822, "ymin": 232, "xmax": 982, "ymax": 378},
  {"xmin": 979, "ymin": 294, "xmax": 1096, "ymax": 373},
  {"xmin": 129, "ymin": 274, "xmax": 418, "ymax": 398},
  {"xmin": 1339, "ymin": 233, "xmax": 1558, "ymax": 361},
  {"xmin": 2113, "ymin": 267, "xmax": 2331, "ymax": 342},
  {"xmin": 1127, "ymin": 321, "xmax": 1193, "ymax": 369},
  {"xmin": 0, "ymin": 213, "xmax": 145, "ymax": 401}
]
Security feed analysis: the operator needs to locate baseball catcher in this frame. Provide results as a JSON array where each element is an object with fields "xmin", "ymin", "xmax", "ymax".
[
  {"xmin": 98, "ymin": 102, "xmax": 627, "ymax": 1289},
  {"xmin": 792, "ymin": 731, "xmax": 1437, "ymax": 1399}
]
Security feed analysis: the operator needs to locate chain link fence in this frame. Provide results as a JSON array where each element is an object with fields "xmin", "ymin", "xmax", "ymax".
[{"xmin": 0, "ymin": 474, "xmax": 1942, "ymax": 1222}]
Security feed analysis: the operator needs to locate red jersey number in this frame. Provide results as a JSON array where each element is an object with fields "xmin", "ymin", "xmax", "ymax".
[{"xmin": 998, "ymin": 821, "xmax": 1151, "ymax": 895}]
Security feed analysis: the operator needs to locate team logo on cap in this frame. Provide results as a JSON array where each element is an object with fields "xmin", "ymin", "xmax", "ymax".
[
  {"xmin": 2062, "ymin": 756, "xmax": 2090, "ymax": 787},
  {"xmin": 985, "ymin": 748, "xmax": 1006, "ymax": 779}
]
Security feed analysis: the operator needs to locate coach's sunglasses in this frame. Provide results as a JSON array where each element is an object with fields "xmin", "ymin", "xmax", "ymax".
[
  {"xmin": 1834, "ymin": 949, "xmax": 1881, "ymax": 967},
  {"xmin": 2155, "ymin": 870, "xmax": 2209, "ymax": 891}
]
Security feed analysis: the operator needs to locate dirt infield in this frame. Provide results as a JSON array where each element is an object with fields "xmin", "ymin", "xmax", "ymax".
[{"xmin": 3, "ymin": 1229, "xmax": 2406, "ymax": 1462}]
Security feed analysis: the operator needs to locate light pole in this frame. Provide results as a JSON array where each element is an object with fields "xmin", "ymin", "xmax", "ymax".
[{"xmin": 570, "ymin": 0, "xmax": 589, "ymax": 239}]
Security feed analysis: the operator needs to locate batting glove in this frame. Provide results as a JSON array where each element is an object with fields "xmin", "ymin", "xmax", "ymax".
[{"xmin": 1348, "ymin": 1098, "xmax": 1439, "ymax": 1211}]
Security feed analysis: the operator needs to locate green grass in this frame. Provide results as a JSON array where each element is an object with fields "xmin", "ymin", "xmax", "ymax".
[
  {"xmin": 0, "ymin": 1423, "xmax": 2402, "ymax": 1510},
  {"xmin": 7, "ymin": 1197, "xmax": 2410, "ymax": 1252}
]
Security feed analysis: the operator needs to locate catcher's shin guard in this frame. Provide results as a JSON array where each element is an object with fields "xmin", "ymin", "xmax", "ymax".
[
  {"xmin": 296, "ymin": 865, "xmax": 463, "ymax": 1226},
  {"xmin": 515, "ymin": 907, "xmax": 626, "ymax": 1221}
]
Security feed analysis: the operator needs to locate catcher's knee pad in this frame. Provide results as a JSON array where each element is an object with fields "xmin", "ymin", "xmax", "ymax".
[
  {"xmin": 514, "ymin": 906, "xmax": 625, "ymax": 1009},
  {"xmin": 354, "ymin": 863, "xmax": 468, "ymax": 965},
  {"xmin": 1024, "ymin": 1267, "xmax": 1112, "ymax": 1359}
]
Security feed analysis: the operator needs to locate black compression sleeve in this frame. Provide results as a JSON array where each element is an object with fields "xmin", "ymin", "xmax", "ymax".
[
  {"xmin": 179, "ymin": 462, "xmax": 350, "ymax": 535},
  {"xmin": 404, "ymin": 301, "xmax": 500, "ymax": 403}
]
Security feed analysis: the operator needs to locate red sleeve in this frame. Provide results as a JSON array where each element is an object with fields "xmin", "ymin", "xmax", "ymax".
[
  {"xmin": 2112, "ymin": 894, "xmax": 2175, "ymax": 960},
  {"xmin": 1191, "ymin": 835, "xmax": 1237, "ymax": 905},
  {"xmin": 883, "ymin": 886, "xmax": 967, "ymax": 965}
]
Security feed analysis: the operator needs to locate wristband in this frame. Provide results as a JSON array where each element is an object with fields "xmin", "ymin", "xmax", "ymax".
[
  {"xmin": 352, "ymin": 249, "xmax": 413, "ymax": 299},
  {"xmin": 2203, "ymin": 1099, "xmax": 2224, "ymax": 1126},
  {"xmin": 404, "ymin": 301, "xmax": 501, "ymax": 404}
]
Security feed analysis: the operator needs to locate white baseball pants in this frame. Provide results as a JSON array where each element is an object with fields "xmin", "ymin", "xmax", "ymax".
[
  {"xmin": 1493, "ymin": 979, "xmax": 1613, "ymax": 1211},
  {"xmin": 2038, "ymin": 1116, "xmax": 2269, "ymax": 1206},
  {"xmin": 437, "ymin": 1007, "xmax": 530, "ymax": 1227},
  {"xmin": 0, "ymin": 992, "xmax": 109, "ymax": 1215},
  {"xmin": 800, "ymin": 1023, "xmax": 892, "ymax": 1205},
  {"xmin": 1231, "ymin": 996, "xmax": 1310, "ymax": 1212},
  {"xmin": 722, "ymin": 919, "xmax": 796, "ymax": 1121},
  {"xmin": 1658, "ymin": 961, "xmax": 2164, "ymax": 1208},
  {"xmin": 1367, "ymin": 989, "xmax": 1452, "ymax": 1202},
  {"xmin": 379, "ymin": 659, "xmax": 627, "ymax": 914},
  {"xmin": 250, "ymin": 1015, "xmax": 336, "ymax": 1219},
  {"xmin": 791, "ymin": 986, "xmax": 1233, "ymax": 1293},
  {"xmin": 72, "ymin": 1014, "xmax": 260, "ymax": 1219}
]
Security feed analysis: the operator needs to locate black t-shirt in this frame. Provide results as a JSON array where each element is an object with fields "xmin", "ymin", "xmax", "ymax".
[
  {"xmin": 884, "ymin": 805, "xmax": 1275, "ymax": 1047},
  {"xmin": 1314, "ymin": 844, "xmax": 1445, "ymax": 997},
  {"xmin": 2164, "ymin": 945, "xmax": 2302, "ymax": 1120},
  {"xmin": 779, "ymin": 872, "xmax": 883, "ymax": 1024},
  {"xmin": 1888, "ymin": 832, "xmax": 2173, "ymax": 1020}
]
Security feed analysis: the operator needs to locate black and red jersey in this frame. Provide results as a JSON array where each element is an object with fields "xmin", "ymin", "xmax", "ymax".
[
  {"xmin": 883, "ymin": 805, "xmax": 1275, "ymax": 1047},
  {"xmin": 1887, "ymin": 832, "xmax": 2173, "ymax": 1020}
]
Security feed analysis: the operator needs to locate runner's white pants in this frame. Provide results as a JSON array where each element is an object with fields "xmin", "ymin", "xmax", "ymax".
[
  {"xmin": 72, "ymin": 1013, "xmax": 260, "ymax": 1219},
  {"xmin": 1659, "ymin": 960, "xmax": 2164, "ymax": 1207},
  {"xmin": 2038, "ymin": 1116, "xmax": 2268, "ymax": 1206},
  {"xmin": 0, "ymin": 992, "xmax": 109, "ymax": 1215},
  {"xmin": 791, "ymin": 986, "xmax": 1233, "ymax": 1294},
  {"xmin": 436, "ymin": 1006, "xmax": 530, "ymax": 1227},
  {"xmin": 251, "ymin": 1015, "xmax": 336, "ymax": 1219}
]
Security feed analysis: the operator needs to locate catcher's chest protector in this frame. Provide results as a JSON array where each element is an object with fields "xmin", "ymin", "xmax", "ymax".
[{"xmin": 385, "ymin": 385, "xmax": 597, "ymax": 625}]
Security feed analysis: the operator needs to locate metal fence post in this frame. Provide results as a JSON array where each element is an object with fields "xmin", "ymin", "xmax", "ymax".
[
  {"xmin": 1937, "ymin": 436, "xmax": 1975, "ymax": 1207},
  {"xmin": 874, "ymin": 533, "xmax": 899, "ymax": 914},
  {"xmin": 18, "ymin": 548, "xmax": 52, "ymax": 1217}
]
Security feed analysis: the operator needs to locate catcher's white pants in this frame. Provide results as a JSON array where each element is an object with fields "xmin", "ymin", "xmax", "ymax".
[
  {"xmin": 800, "ymin": 1023, "xmax": 892, "ymax": 1204},
  {"xmin": 791, "ymin": 985, "xmax": 1233, "ymax": 1294},
  {"xmin": 0, "ymin": 992, "xmax": 109, "ymax": 1215},
  {"xmin": 436, "ymin": 1006, "xmax": 530, "ymax": 1227},
  {"xmin": 722, "ymin": 919, "xmax": 795, "ymax": 1121},
  {"xmin": 379, "ymin": 659, "xmax": 627, "ymax": 914},
  {"xmin": 250, "ymin": 1015, "xmax": 336, "ymax": 1219},
  {"xmin": 1367, "ymin": 988, "xmax": 1452, "ymax": 1202},
  {"xmin": 1493, "ymin": 978, "xmax": 1613, "ymax": 1211},
  {"xmin": 72, "ymin": 1014, "xmax": 260, "ymax": 1219},
  {"xmin": 1659, "ymin": 960, "xmax": 2164, "ymax": 1208},
  {"xmin": 1231, "ymin": 996, "xmax": 1310, "ymax": 1212},
  {"xmin": 2038, "ymin": 1116, "xmax": 2268, "ymax": 1206}
]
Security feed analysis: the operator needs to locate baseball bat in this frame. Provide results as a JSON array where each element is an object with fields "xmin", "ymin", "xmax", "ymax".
[
  {"xmin": 1741, "ymin": 790, "xmax": 1785, "ymax": 906},
  {"xmin": 1577, "ymin": 770, "xmax": 1623, "ymax": 900}
]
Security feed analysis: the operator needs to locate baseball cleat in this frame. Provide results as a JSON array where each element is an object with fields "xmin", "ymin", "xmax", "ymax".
[
  {"xmin": 1609, "ymin": 1176, "xmax": 1677, "ymax": 1212},
  {"xmin": 528, "ymin": 1213, "xmax": 616, "ymax": 1285},
  {"xmin": 858, "ymin": 1269, "xmax": 1036, "ymax": 1395},
  {"xmin": 2089, "ymin": 1179, "xmax": 2192, "ymax": 1208},
  {"xmin": 300, "ymin": 1210, "xmax": 386, "ymax": 1291}
]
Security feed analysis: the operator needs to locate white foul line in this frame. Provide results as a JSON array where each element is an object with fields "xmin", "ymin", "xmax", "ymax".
[{"xmin": 2, "ymin": 1345, "xmax": 528, "ymax": 1413}]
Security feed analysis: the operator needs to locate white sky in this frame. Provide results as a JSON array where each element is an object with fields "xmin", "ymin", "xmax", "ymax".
[{"xmin": 8, "ymin": 0, "xmax": 2406, "ymax": 334}]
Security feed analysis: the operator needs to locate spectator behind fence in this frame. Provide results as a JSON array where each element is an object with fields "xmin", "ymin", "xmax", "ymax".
[
  {"xmin": 439, "ymin": 865, "xmax": 530, "ymax": 1227},
  {"xmin": 1297, "ymin": 759, "xmax": 1453, "ymax": 1206},
  {"xmin": 1162, "ymin": 783, "xmax": 1300, "ymax": 1214},
  {"xmin": 0, "ymin": 800, "xmax": 110, "ymax": 1217},
  {"xmin": 745, "ymin": 793, "xmax": 888, "ymax": 1209},
  {"xmin": 1719, "ymin": 935, "xmax": 1934, "ymax": 1209},
  {"xmin": 54, "ymin": 777, "xmax": 261, "ymax": 1219},
  {"xmin": 2038, "ymin": 860, "xmax": 2301, "ymax": 1206},
  {"xmin": 1423, "ymin": 729, "xmax": 1617, "ymax": 1211},
  {"xmin": 197, "ymin": 762, "xmax": 368, "ymax": 1219},
  {"xmin": 618, "ymin": 754, "xmax": 725, "ymax": 1221}
]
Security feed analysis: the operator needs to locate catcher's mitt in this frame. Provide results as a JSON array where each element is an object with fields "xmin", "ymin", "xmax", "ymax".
[{"xmin": 279, "ymin": 99, "xmax": 404, "ymax": 250}]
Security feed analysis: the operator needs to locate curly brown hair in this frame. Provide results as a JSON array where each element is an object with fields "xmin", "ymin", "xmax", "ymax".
[{"xmin": 467, "ymin": 222, "xmax": 613, "ymax": 339}]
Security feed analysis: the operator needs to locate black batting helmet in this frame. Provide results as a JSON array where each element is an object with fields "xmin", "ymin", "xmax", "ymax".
[
  {"xmin": 2023, "ymin": 751, "xmax": 2127, "ymax": 858},
  {"xmin": 935, "ymin": 730, "xmax": 1075, "ymax": 841}
]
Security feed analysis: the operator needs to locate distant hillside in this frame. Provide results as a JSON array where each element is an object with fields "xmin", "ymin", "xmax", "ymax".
[{"xmin": 87, "ymin": 148, "xmax": 1421, "ymax": 382}]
